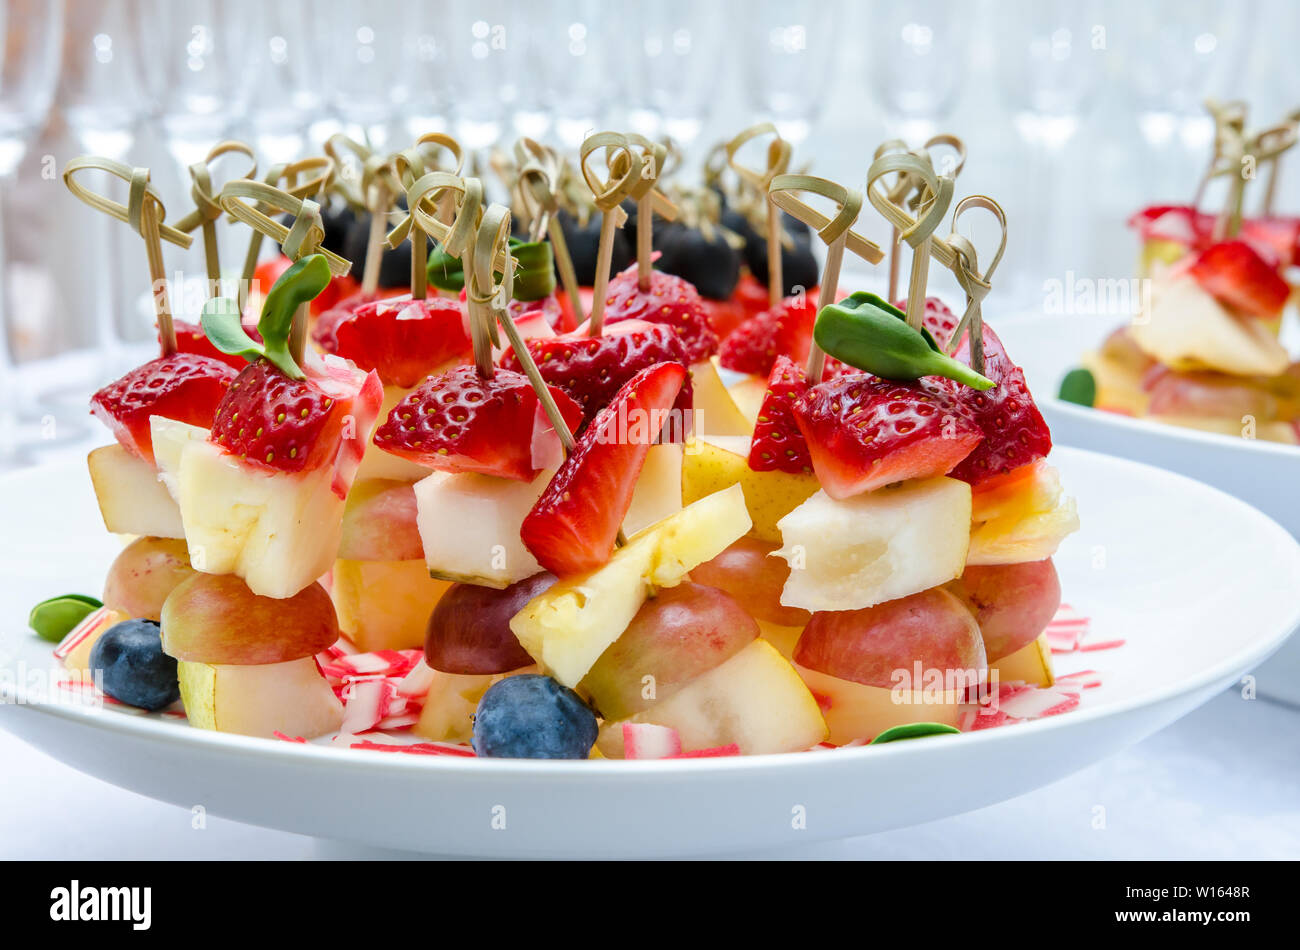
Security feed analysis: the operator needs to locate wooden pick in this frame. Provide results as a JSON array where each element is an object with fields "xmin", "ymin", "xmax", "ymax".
[
  {"xmin": 726, "ymin": 123, "xmax": 793, "ymax": 309},
  {"xmin": 173, "ymin": 140, "xmax": 257, "ymax": 293},
  {"xmin": 942, "ymin": 196, "xmax": 1008, "ymax": 378},
  {"xmin": 220, "ymin": 176, "xmax": 350, "ymax": 363},
  {"xmin": 1261, "ymin": 107, "xmax": 1300, "ymax": 215},
  {"xmin": 579, "ymin": 131, "xmax": 641, "ymax": 336},
  {"xmin": 767, "ymin": 174, "xmax": 875, "ymax": 383},
  {"xmin": 391, "ymin": 133, "xmax": 465, "ymax": 300},
  {"xmin": 235, "ymin": 156, "xmax": 335, "ymax": 312},
  {"xmin": 64, "ymin": 157, "xmax": 194, "ymax": 356},
  {"xmin": 866, "ymin": 152, "xmax": 956, "ymax": 332},
  {"xmin": 515, "ymin": 138, "xmax": 587, "ymax": 327}
]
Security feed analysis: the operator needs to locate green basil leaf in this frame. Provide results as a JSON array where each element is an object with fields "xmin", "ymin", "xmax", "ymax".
[
  {"xmin": 814, "ymin": 291, "xmax": 994, "ymax": 391},
  {"xmin": 1058, "ymin": 367, "xmax": 1097, "ymax": 407},
  {"xmin": 257, "ymin": 254, "xmax": 332, "ymax": 379},
  {"xmin": 509, "ymin": 238, "xmax": 556, "ymax": 302},
  {"xmin": 427, "ymin": 245, "xmax": 466, "ymax": 292},
  {"xmin": 200, "ymin": 296, "xmax": 264, "ymax": 364},
  {"xmin": 29, "ymin": 594, "xmax": 103, "ymax": 643},
  {"xmin": 870, "ymin": 722, "xmax": 962, "ymax": 744}
]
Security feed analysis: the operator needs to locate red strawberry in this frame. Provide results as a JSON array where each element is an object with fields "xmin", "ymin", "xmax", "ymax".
[
  {"xmin": 210, "ymin": 357, "xmax": 382, "ymax": 476},
  {"xmin": 891, "ymin": 296, "xmax": 963, "ymax": 351},
  {"xmin": 171, "ymin": 319, "xmax": 262, "ymax": 371},
  {"xmin": 90, "ymin": 353, "xmax": 238, "ymax": 463},
  {"xmin": 1187, "ymin": 240, "xmax": 1290, "ymax": 318},
  {"xmin": 602, "ymin": 266, "xmax": 718, "ymax": 362},
  {"xmin": 718, "ymin": 294, "xmax": 817, "ymax": 376},
  {"xmin": 521, "ymin": 362, "xmax": 687, "ymax": 577},
  {"xmin": 498, "ymin": 319, "xmax": 693, "ymax": 428},
  {"xmin": 324, "ymin": 296, "xmax": 472, "ymax": 388},
  {"xmin": 792, "ymin": 374, "xmax": 983, "ymax": 499},
  {"xmin": 1240, "ymin": 215, "xmax": 1300, "ymax": 269},
  {"xmin": 946, "ymin": 324, "xmax": 1052, "ymax": 485},
  {"xmin": 372, "ymin": 365, "xmax": 584, "ymax": 481},
  {"xmin": 748, "ymin": 356, "xmax": 813, "ymax": 474}
]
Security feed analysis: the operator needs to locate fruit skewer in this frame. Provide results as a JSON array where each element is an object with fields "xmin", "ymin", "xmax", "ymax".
[
  {"xmin": 726, "ymin": 123, "xmax": 792, "ymax": 310},
  {"xmin": 325, "ymin": 133, "xmax": 405, "ymax": 299},
  {"xmin": 514, "ymin": 137, "xmax": 588, "ymax": 327}
]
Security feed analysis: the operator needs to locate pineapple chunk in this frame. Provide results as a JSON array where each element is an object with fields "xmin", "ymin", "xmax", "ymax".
[
  {"xmin": 356, "ymin": 384, "xmax": 433, "ymax": 483},
  {"xmin": 87, "ymin": 443, "xmax": 184, "ymax": 539},
  {"xmin": 775, "ymin": 477, "xmax": 971, "ymax": 612},
  {"xmin": 690, "ymin": 359, "xmax": 754, "ymax": 437},
  {"xmin": 795, "ymin": 664, "xmax": 961, "ymax": 745},
  {"xmin": 510, "ymin": 484, "xmax": 752, "ymax": 687},
  {"xmin": 178, "ymin": 656, "xmax": 343, "ymax": 739},
  {"xmin": 331, "ymin": 559, "xmax": 453, "ymax": 651},
  {"xmin": 624, "ymin": 442, "xmax": 683, "ymax": 535},
  {"xmin": 413, "ymin": 469, "xmax": 550, "ymax": 588},
  {"xmin": 1130, "ymin": 275, "xmax": 1289, "ymax": 377},
  {"xmin": 968, "ymin": 463, "xmax": 1079, "ymax": 566},
  {"xmin": 174, "ymin": 439, "xmax": 344, "ymax": 599},
  {"xmin": 682, "ymin": 435, "xmax": 819, "ymax": 543},
  {"xmin": 727, "ymin": 374, "xmax": 768, "ymax": 427},
  {"xmin": 990, "ymin": 632, "xmax": 1055, "ymax": 688},
  {"xmin": 596, "ymin": 639, "xmax": 827, "ymax": 757}
]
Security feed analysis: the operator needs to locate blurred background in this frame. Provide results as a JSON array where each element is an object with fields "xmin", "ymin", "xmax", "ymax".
[{"xmin": 1, "ymin": 0, "xmax": 1298, "ymax": 460}]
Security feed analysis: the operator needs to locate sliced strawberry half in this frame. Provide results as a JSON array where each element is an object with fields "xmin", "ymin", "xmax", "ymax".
[
  {"xmin": 792, "ymin": 375, "xmax": 983, "ymax": 499},
  {"xmin": 322, "ymin": 295, "xmax": 472, "ymax": 388},
  {"xmin": 90, "ymin": 352, "xmax": 238, "ymax": 463},
  {"xmin": 946, "ymin": 324, "xmax": 1053, "ymax": 486},
  {"xmin": 498, "ymin": 319, "xmax": 693, "ymax": 428},
  {"xmin": 748, "ymin": 355, "xmax": 813, "ymax": 474},
  {"xmin": 602, "ymin": 265, "xmax": 718, "ymax": 362},
  {"xmin": 210, "ymin": 355, "xmax": 382, "ymax": 486},
  {"xmin": 1187, "ymin": 240, "xmax": 1290, "ymax": 318},
  {"xmin": 372, "ymin": 365, "xmax": 584, "ymax": 481},
  {"xmin": 521, "ymin": 362, "xmax": 687, "ymax": 576},
  {"xmin": 171, "ymin": 319, "xmax": 261, "ymax": 371},
  {"xmin": 718, "ymin": 294, "xmax": 817, "ymax": 376}
]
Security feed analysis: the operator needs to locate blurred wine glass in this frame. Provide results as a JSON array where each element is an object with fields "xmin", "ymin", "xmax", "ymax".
[
  {"xmin": 867, "ymin": 0, "xmax": 969, "ymax": 145},
  {"xmin": 624, "ymin": 0, "xmax": 722, "ymax": 161},
  {"xmin": 742, "ymin": 0, "xmax": 837, "ymax": 146},
  {"xmin": 401, "ymin": 3, "xmax": 454, "ymax": 141},
  {"xmin": 515, "ymin": 2, "xmax": 618, "ymax": 150},
  {"xmin": 245, "ymin": 1, "xmax": 327, "ymax": 163},
  {"xmin": 319, "ymin": 0, "xmax": 411, "ymax": 152},
  {"xmin": 0, "ymin": 0, "xmax": 63, "ymax": 461}
]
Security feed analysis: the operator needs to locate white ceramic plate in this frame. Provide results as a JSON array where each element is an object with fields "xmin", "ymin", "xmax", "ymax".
[
  {"xmin": 1, "ymin": 447, "xmax": 1297, "ymax": 858},
  {"xmin": 995, "ymin": 311, "xmax": 1300, "ymax": 702}
]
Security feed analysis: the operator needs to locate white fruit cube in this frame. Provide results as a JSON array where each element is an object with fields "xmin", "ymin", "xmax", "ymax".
[
  {"xmin": 511, "ymin": 484, "xmax": 752, "ymax": 687},
  {"xmin": 413, "ymin": 469, "xmax": 550, "ymax": 588},
  {"xmin": 775, "ymin": 477, "xmax": 971, "ymax": 612},
  {"xmin": 87, "ymin": 444, "xmax": 184, "ymax": 539},
  {"xmin": 178, "ymin": 656, "xmax": 343, "ymax": 739},
  {"xmin": 623, "ymin": 441, "xmax": 683, "ymax": 536},
  {"xmin": 175, "ymin": 439, "xmax": 344, "ymax": 599},
  {"xmin": 968, "ymin": 463, "xmax": 1080, "ymax": 566},
  {"xmin": 356, "ymin": 384, "xmax": 434, "ymax": 483},
  {"xmin": 597, "ymin": 639, "xmax": 827, "ymax": 756},
  {"xmin": 794, "ymin": 664, "xmax": 960, "ymax": 745}
]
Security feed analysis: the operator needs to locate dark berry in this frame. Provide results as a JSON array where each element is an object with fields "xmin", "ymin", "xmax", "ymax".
[
  {"xmin": 472, "ymin": 674, "xmax": 599, "ymax": 759},
  {"xmin": 89, "ymin": 619, "xmax": 179, "ymax": 711}
]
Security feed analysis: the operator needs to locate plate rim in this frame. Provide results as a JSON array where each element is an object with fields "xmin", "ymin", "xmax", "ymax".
[{"xmin": 2, "ymin": 444, "xmax": 1298, "ymax": 779}]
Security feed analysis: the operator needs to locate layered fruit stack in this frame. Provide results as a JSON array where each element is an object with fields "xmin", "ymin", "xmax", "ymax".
[{"xmin": 1078, "ymin": 230, "xmax": 1300, "ymax": 444}]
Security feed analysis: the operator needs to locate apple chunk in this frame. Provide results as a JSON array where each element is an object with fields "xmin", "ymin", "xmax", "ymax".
[
  {"xmin": 103, "ymin": 537, "xmax": 196, "ymax": 622},
  {"xmin": 413, "ymin": 468, "xmax": 550, "ymax": 588},
  {"xmin": 682, "ymin": 435, "xmax": 819, "ymax": 543},
  {"xmin": 510, "ymin": 484, "xmax": 752, "ymax": 687},
  {"xmin": 338, "ymin": 479, "xmax": 424, "ymax": 562},
  {"xmin": 795, "ymin": 664, "xmax": 961, "ymax": 745},
  {"xmin": 774, "ymin": 477, "xmax": 971, "ymax": 612},
  {"xmin": 596, "ymin": 639, "xmax": 826, "ymax": 757},
  {"xmin": 178, "ymin": 656, "xmax": 343, "ymax": 739},
  {"xmin": 161, "ymin": 573, "xmax": 339, "ymax": 664},
  {"xmin": 332, "ymin": 559, "xmax": 452, "ymax": 652},
  {"xmin": 87, "ymin": 444, "xmax": 184, "ymax": 539}
]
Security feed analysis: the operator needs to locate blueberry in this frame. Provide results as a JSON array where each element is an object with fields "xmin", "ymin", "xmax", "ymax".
[
  {"xmin": 88, "ymin": 619, "xmax": 179, "ymax": 712},
  {"xmin": 555, "ymin": 208, "xmax": 631, "ymax": 285},
  {"xmin": 654, "ymin": 221, "xmax": 741, "ymax": 300},
  {"xmin": 472, "ymin": 674, "xmax": 598, "ymax": 760},
  {"xmin": 743, "ymin": 220, "xmax": 819, "ymax": 298},
  {"xmin": 344, "ymin": 212, "xmax": 413, "ymax": 287}
]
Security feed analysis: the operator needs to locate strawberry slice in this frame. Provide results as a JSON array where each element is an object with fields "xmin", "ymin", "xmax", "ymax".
[
  {"xmin": 90, "ymin": 353, "xmax": 238, "ymax": 463},
  {"xmin": 718, "ymin": 294, "xmax": 817, "ymax": 376},
  {"xmin": 171, "ymin": 319, "xmax": 261, "ymax": 371},
  {"xmin": 946, "ymin": 324, "xmax": 1053, "ymax": 486},
  {"xmin": 321, "ymin": 295, "xmax": 472, "ymax": 388},
  {"xmin": 521, "ymin": 362, "xmax": 687, "ymax": 576},
  {"xmin": 748, "ymin": 356, "xmax": 813, "ymax": 474},
  {"xmin": 1240, "ymin": 216, "xmax": 1300, "ymax": 269},
  {"xmin": 498, "ymin": 319, "xmax": 693, "ymax": 428},
  {"xmin": 372, "ymin": 365, "xmax": 584, "ymax": 481},
  {"xmin": 1186, "ymin": 240, "xmax": 1290, "ymax": 318},
  {"xmin": 892, "ymin": 296, "xmax": 962, "ymax": 350},
  {"xmin": 1127, "ymin": 204, "xmax": 1213, "ymax": 251},
  {"xmin": 602, "ymin": 265, "xmax": 718, "ymax": 362},
  {"xmin": 792, "ymin": 375, "xmax": 983, "ymax": 499},
  {"xmin": 210, "ymin": 355, "xmax": 382, "ymax": 480}
]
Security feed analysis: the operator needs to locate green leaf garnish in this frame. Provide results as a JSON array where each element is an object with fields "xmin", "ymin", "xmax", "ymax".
[
  {"xmin": 870, "ymin": 722, "xmax": 962, "ymax": 744},
  {"xmin": 426, "ymin": 245, "xmax": 466, "ymax": 292},
  {"xmin": 1058, "ymin": 367, "xmax": 1096, "ymax": 407},
  {"xmin": 200, "ymin": 253, "xmax": 332, "ymax": 380},
  {"xmin": 29, "ymin": 594, "xmax": 102, "ymax": 643},
  {"xmin": 814, "ymin": 291, "xmax": 994, "ymax": 390},
  {"xmin": 427, "ymin": 237, "xmax": 556, "ymax": 302}
]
